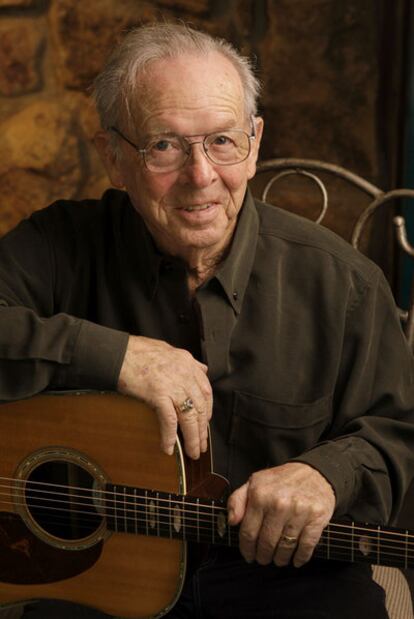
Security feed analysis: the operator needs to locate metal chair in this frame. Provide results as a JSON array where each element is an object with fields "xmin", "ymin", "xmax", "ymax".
[{"xmin": 254, "ymin": 158, "xmax": 414, "ymax": 349}]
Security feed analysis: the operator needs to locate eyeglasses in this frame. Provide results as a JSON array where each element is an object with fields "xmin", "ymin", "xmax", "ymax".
[{"xmin": 109, "ymin": 118, "xmax": 256, "ymax": 173}]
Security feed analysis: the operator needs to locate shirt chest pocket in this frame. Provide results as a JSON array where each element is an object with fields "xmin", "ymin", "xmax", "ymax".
[{"xmin": 227, "ymin": 390, "xmax": 332, "ymax": 488}]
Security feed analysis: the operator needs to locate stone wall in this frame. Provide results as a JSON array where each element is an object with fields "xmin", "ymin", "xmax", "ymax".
[{"xmin": 0, "ymin": 0, "xmax": 398, "ymax": 261}]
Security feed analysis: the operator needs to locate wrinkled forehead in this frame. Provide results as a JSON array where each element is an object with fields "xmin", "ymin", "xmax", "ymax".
[{"xmin": 125, "ymin": 52, "xmax": 246, "ymax": 135}]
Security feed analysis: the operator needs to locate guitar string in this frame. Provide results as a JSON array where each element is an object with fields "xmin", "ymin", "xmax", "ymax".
[
  {"xmin": 1, "ymin": 485, "xmax": 412, "ymax": 550},
  {"xmin": 1, "ymin": 492, "xmax": 405, "ymax": 562},
  {"xmin": 0, "ymin": 494, "xmax": 410, "ymax": 556},
  {"xmin": 0, "ymin": 475, "xmax": 229, "ymax": 511},
  {"xmin": 0, "ymin": 476, "xmax": 412, "ymax": 545},
  {"xmin": 0, "ymin": 500, "xmax": 411, "ymax": 564},
  {"xmin": 0, "ymin": 494, "xmax": 412, "ymax": 561},
  {"xmin": 0, "ymin": 480, "xmax": 412, "ymax": 548},
  {"xmin": 0, "ymin": 502, "xmax": 408, "ymax": 563},
  {"xmin": 1, "ymin": 482, "xmax": 413, "ymax": 546}
]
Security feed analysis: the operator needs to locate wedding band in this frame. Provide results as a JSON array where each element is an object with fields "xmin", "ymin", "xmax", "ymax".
[
  {"xmin": 178, "ymin": 397, "xmax": 194, "ymax": 413},
  {"xmin": 279, "ymin": 534, "xmax": 298, "ymax": 546}
]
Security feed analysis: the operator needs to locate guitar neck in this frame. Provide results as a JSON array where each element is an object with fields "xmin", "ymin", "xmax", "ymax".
[{"xmin": 105, "ymin": 483, "xmax": 414, "ymax": 569}]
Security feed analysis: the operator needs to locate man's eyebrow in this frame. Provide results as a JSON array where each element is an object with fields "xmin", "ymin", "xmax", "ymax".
[
  {"xmin": 143, "ymin": 123, "xmax": 240, "ymax": 141},
  {"xmin": 144, "ymin": 131, "xmax": 180, "ymax": 139}
]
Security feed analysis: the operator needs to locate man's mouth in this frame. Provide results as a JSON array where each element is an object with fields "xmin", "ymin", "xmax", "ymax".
[{"xmin": 183, "ymin": 204, "xmax": 213, "ymax": 212}]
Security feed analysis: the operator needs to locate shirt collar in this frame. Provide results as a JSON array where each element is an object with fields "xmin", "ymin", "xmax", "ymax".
[{"xmin": 125, "ymin": 188, "xmax": 259, "ymax": 308}]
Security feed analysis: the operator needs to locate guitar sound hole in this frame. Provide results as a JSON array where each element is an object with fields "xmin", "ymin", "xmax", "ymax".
[{"xmin": 25, "ymin": 461, "xmax": 103, "ymax": 542}]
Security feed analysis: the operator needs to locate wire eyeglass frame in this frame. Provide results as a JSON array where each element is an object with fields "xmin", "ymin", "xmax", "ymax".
[{"xmin": 109, "ymin": 116, "xmax": 257, "ymax": 173}]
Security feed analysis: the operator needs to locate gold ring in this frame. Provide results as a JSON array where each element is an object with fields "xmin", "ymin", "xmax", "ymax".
[
  {"xmin": 279, "ymin": 534, "xmax": 298, "ymax": 547},
  {"xmin": 178, "ymin": 397, "xmax": 194, "ymax": 413}
]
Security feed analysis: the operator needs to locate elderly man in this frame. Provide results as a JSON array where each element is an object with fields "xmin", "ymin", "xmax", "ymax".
[{"xmin": 0, "ymin": 22, "xmax": 413, "ymax": 619}]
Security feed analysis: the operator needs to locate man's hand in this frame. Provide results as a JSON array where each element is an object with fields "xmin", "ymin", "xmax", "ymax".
[
  {"xmin": 227, "ymin": 462, "xmax": 336, "ymax": 567},
  {"xmin": 117, "ymin": 335, "xmax": 212, "ymax": 459}
]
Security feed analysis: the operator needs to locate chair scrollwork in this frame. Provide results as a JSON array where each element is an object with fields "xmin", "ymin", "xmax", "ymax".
[{"xmin": 255, "ymin": 158, "xmax": 414, "ymax": 350}]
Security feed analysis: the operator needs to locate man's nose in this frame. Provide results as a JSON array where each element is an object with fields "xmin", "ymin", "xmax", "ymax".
[{"xmin": 181, "ymin": 142, "xmax": 216, "ymax": 187}]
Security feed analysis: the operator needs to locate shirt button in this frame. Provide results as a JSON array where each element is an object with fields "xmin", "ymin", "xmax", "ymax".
[{"xmin": 232, "ymin": 290, "xmax": 238, "ymax": 300}]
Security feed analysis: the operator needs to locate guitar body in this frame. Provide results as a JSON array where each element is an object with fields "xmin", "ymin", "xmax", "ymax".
[
  {"xmin": 0, "ymin": 392, "xmax": 409, "ymax": 616},
  {"xmin": 0, "ymin": 392, "xmax": 211, "ymax": 618}
]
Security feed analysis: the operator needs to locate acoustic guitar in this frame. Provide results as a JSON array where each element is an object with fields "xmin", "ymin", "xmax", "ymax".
[{"xmin": 0, "ymin": 392, "xmax": 411, "ymax": 618}]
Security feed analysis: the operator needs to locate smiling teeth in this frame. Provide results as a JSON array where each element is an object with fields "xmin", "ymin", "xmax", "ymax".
[{"xmin": 185, "ymin": 204, "xmax": 211, "ymax": 212}]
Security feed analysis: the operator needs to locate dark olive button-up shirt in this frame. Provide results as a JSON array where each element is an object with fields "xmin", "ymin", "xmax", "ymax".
[{"xmin": 0, "ymin": 188, "xmax": 413, "ymax": 524}]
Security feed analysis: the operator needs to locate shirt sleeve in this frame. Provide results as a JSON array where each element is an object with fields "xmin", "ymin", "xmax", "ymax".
[
  {"xmin": 0, "ymin": 213, "xmax": 129, "ymax": 400},
  {"xmin": 292, "ymin": 269, "xmax": 414, "ymax": 524}
]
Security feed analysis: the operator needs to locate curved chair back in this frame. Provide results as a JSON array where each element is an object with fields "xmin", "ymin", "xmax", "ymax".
[{"xmin": 255, "ymin": 158, "xmax": 414, "ymax": 349}]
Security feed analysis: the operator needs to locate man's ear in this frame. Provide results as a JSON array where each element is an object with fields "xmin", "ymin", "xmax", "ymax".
[
  {"xmin": 247, "ymin": 116, "xmax": 264, "ymax": 181},
  {"xmin": 94, "ymin": 131, "xmax": 125, "ymax": 188}
]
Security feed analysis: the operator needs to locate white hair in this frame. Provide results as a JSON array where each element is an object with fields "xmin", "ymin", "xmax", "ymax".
[{"xmin": 92, "ymin": 22, "xmax": 261, "ymax": 133}]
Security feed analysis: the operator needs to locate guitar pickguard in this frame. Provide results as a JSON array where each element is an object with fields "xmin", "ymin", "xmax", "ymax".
[{"xmin": 0, "ymin": 512, "xmax": 103, "ymax": 584}]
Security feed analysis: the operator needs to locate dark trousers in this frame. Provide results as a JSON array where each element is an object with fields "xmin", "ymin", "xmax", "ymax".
[{"xmin": 22, "ymin": 547, "xmax": 389, "ymax": 619}]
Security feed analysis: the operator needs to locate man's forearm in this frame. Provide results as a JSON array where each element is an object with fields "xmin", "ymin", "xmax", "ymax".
[{"xmin": 0, "ymin": 305, "xmax": 129, "ymax": 399}]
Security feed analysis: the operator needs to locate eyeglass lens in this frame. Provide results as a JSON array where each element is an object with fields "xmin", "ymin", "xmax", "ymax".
[{"xmin": 145, "ymin": 130, "xmax": 251, "ymax": 171}]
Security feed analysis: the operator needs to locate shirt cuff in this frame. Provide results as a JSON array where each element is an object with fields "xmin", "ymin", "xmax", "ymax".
[
  {"xmin": 63, "ymin": 319, "xmax": 129, "ymax": 390},
  {"xmin": 290, "ymin": 441, "xmax": 357, "ymax": 515}
]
